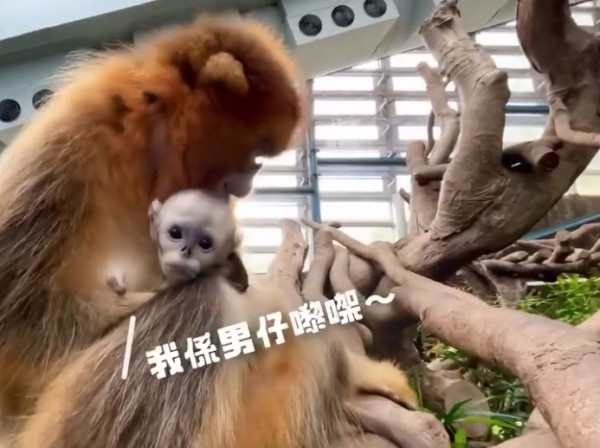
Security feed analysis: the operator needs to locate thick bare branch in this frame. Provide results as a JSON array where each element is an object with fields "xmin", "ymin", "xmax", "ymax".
[
  {"xmin": 406, "ymin": 141, "xmax": 439, "ymax": 237},
  {"xmin": 417, "ymin": 62, "xmax": 460, "ymax": 165},
  {"xmin": 551, "ymin": 96, "xmax": 600, "ymax": 147},
  {"xmin": 502, "ymin": 138, "xmax": 562, "ymax": 173},
  {"xmin": 482, "ymin": 227, "xmax": 600, "ymax": 281},
  {"xmin": 386, "ymin": 280, "xmax": 600, "ymax": 448},
  {"xmin": 301, "ymin": 218, "xmax": 481, "ymax": 307},
  {"xmin": 388, "ymin": 0, "xmax": 600, "ymax": 281},
  {"xmin": 496, "ymin": 310, "xmax": 600, "ymax": 448},
  {"xmin": 547, "ymin": 230, "xmax": 573, "ymax": 263},
  {"xmin": 329, "ymin": 247, "xmax": 375, "ymax": 353},
  {"xmin": 267, "ymin": 219, "xmax": 307, "ymax": 306},
  {"xmin": 482, "ymin": 253, "xmax": 599, "ymax": 278},
  {"xmin": 346, "ymin": 396, "xmax": 451, "ymax": 448},
  {"xmin": 399, "ymin": 188, "xmax": 411, "ymax": 204},
  {"xmin": 301, "ymin": 229, "xmax": 335, "ymax": 303},
  {"xmin": 413, "ymin": 164, "xmax": 449, "ymax": 186}
]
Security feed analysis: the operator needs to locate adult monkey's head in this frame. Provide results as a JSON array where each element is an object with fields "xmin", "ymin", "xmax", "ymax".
[{"xmin": 136, "ymin": 15, "xmax": 308, "ymax": 202}]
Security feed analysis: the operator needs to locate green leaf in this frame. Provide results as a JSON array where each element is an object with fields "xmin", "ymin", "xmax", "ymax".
[{"xmin": 443, "ymin": 399, "xmax": 472, "ymax": 426}]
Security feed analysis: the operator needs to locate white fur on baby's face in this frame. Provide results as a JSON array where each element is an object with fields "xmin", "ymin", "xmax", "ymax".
[{"xmin": 149, "ymin": 190, "xmax": 237, "ymax": 284}]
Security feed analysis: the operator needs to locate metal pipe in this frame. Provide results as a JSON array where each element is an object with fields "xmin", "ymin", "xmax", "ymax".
[
  {"xmin": 253, "ymin": 186, "xmax": 314, "ymax": 195},
  {"xmin": 505, "ymin": 104, "xmax": 549, "ymax": 114},
  {"xmin": 523, "ymin": 212, "xmax": 600, "ymax": 240},
  {"xmin": 317, "ymin": 157, "xmax": 407, "ymax": 166}
]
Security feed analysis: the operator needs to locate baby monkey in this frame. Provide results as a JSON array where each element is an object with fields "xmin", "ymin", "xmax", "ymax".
[{"xmin": 107, "ymin": 188, "xmax": 248, "ymax": 298}]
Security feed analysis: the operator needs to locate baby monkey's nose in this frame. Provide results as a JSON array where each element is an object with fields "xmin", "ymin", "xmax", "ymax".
[{"xmin": 180, "ymin": 246, "xmax": 191, "ymax": 257}]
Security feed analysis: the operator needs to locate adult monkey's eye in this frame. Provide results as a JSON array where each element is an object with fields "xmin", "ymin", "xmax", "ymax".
[
  {"xmin": 198, "ymin": 236, "xmax": 213, "ymax": 251},
  {"xmin": 168, "ymin": 225, "xmax": 183, "ymax": 240}
]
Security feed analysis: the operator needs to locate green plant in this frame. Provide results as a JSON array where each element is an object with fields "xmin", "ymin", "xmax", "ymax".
[
  {"xmin": 519, "ymin": 274, "xmax": 600, "ymax": 325},
  {"xmin": 428, "ymin": 398, "xmax": 525, "ymax": 446},
  {"xmin": 419, "ymin": 274, "xmax": 600, "ymax": 445}
]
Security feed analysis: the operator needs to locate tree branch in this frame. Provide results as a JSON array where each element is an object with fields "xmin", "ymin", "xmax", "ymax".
[
  {"xmin": 387, "ymin": 0, "xmax": 600, "ymax": 281},
  {"xmin": 501, "ymin": 138, "xmax": 562, "ymax": 173},
  {"xmin": 386, "ymin": 280, "xmax": 600, "ymax": 448},
  {"xmin": 399, "ymin": 188, "xmax": 411, "ymax": 204},
  {"xmin": 301, "ymin": 229, "xmax": 335, "ymax": 303},
  {"xmin": 267, "ymin": 219, "xmax": 307, "ymax": 306},
  {"xmin": 417, "ymin": 62, "xmax": 460, "ymax": 166},
  {"xmin": 413, "ymin": 164, "xmax": 449, "ymax": 186},
  {"xmin": 551, "ymin": 96, "xmax": 600, "ymax": 147}
]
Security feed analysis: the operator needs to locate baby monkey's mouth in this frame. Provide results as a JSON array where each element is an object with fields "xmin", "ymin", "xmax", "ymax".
[{"xmin": 163, "ymin": 258, "xmax": 202, "ymax": 281}]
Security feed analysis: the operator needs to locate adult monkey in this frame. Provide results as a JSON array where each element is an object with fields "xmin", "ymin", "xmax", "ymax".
[
  {"xmin": 0, "ymin": 15, "xmax": 304, "ymax": 437},
  {"xmin": 0, "ymin": 14, "xmax": 417, "ymax": 447}
]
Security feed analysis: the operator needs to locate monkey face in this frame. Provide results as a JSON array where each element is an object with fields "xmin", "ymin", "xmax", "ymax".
[
  {"xmin": 159, "ymin": 224, "xmax": 218, "ymax": 281},
  {"xmin": 150, "ymin": 190, "xmax": 237, "ymax": 283}
]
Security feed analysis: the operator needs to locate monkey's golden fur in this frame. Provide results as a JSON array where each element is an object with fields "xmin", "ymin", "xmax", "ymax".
[
  {"xmin": 0, "ymin": 15, "xmax": 304, "ymax": 433},
  {"xmin": 0, "ymin": 13, "xmax": 416, "ymax": 445},
  {"xmin": 15, "ymin": 275, "xmax": 348, "ymax": 448},
  {"xmin": 16, "ymin": 274, "xmax": 415, "ymax": 448}
]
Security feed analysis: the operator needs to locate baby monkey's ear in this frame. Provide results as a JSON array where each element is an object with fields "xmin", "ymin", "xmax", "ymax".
[
  {"xmin": 148, "ymin": 199, "xmax": 162, "ymax": 241},
  {"xmin": 222, "ymin": 252, "xmax": 249, "ymax": 293}
]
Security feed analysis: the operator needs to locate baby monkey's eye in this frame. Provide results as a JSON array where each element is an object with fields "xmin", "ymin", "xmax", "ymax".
[
  {"xmin": 168, "ymin": 225, "xmax": 182, "ymax": 240},
  {"xmin": 198, "ymin": 237, "xmax": 213, "ymax": 251}
]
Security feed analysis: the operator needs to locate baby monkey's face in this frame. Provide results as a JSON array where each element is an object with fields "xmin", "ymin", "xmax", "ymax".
[{"xmin": 149, "ymin": 190, "xmax": 236, "ymax": 283}]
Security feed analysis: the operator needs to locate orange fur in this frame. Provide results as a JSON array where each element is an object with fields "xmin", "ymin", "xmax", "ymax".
[
  {"xmin": 0, "ymin": 14, "xmax": 305, "ymax": 437},
  {"xmin": 0, "ymin": 13, "xmax": 417, "ymax": 446}
]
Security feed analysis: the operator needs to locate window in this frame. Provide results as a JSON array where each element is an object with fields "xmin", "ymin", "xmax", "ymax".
[
  {"xmin": 508, "ymin": 78, "xmax": 535, "ymax": 92},
  {"xmin": 317, "ymin": 148, "xmax": 387, "ymax": 159},
  {"xmin": 321, "ymin": 201, "xmax": 393, "ymax": 223},
  {"xmin": 313, "ymin": 76, "xmax": 373, "ymax": 91},
  {"xmin": 574, "ymin": 174, "xmax": 600, "ymax": 195},
  {"xmin": 503, "ymin": 126, "xmax": 544, "ymax": 144},
  {"xmin": 241, "ymin": 253, "xmax": 276, "ymax": 274},
  {"xmin": 491, "ymin": 54, "xmax": 531, "ymax": 69},
  {"xmin": 252, "ymin": 174, "xmax": 298, "ymax": 189},
  {"xmin": 392, "ymin": 77, "xmax": 456, "ymax": 92},
  {"xmin": 340, "ymin": 226, "xmax": 398, "ymax": 243},
  {"xmin": 572, "ymin": 12, "xmax": 594, "ymax": 26},
  {"xmin": 395, "ymin": 100, "xmax": 459, "ymax": 115},
  {"xmin": 313, "ymin": 100, "xmax": 376, "ymax": 115},
  {"xmin": 235, "ymin": 201, "xmax": 299, "ymax": 220},
  {"xmin": 351, "ymin": 60, "xmax": 380, "ymax": 70},
  {"xmin": 476, "ymin": 31, "xmax": 520, "ymax": 46},
  {"xmin": 241, "ymin": 227, "xmax": 288, "ymax": 247},
  {"xmin": 390, "ymin": 53, "xmax": 438, "ymax": 68},
  {"xmin": 257, "ymin": 151, "xmax": 298, "ymax": 167},
  {"xmin": 319, "ymin": 176, "xmax": 385, "ymax": 193},
  {"xmin": 315, "ymin": 125, "xmax": 379, "ymax": 141},
  {"xmin": 397, "ymin": 126, "xmax": 441, "ymax": 141}
]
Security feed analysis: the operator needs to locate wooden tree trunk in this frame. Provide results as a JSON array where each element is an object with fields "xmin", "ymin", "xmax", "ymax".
[{"xmin": 285, "ymin": 0, "xmax": 600, "ymax": 447}]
